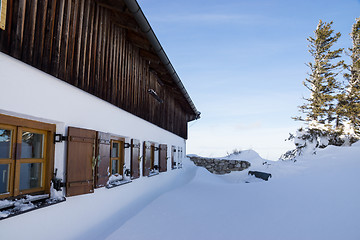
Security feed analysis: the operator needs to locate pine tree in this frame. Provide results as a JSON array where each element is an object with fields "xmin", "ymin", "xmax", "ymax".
[
  {"xmin": 285, "ymin": 20, "xmax": 360, "ymax": 161},
  {"xmin": 295, "ymin": 20, "xmax": 344, "ymax": 130},
  {"xmin": 343, "ymin": 18, "xmax": 360, "ymax": 134}
]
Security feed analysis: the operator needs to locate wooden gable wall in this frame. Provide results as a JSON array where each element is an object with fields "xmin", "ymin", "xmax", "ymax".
[{"xmin": 0, "ymin": 0, "xmax": 194, "ymax": 139}]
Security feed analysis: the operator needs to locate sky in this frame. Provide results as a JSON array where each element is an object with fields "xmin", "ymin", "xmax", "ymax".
[{"xmin": 137, "ymin": 0, "xmax": 360, "ymax": 160}]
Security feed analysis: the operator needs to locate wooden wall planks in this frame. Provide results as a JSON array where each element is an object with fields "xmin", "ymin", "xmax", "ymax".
[{"xmin": 0, "ymin": 0, "xmax": 193, "ymax": 139}]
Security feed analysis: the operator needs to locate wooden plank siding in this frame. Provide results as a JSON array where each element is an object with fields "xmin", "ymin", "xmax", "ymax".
[{"xmin": 0, "ymin": 0, "xmax": 195, "ymax": 139}]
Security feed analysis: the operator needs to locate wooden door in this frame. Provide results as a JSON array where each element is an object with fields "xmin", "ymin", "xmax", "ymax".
[
  {"xmin": 143, "ymin": 141, "xmax": 151, "ymax": 176},
  {"xmin": 171, "ymin": 146, "xmax": 176, "ymax": 169},
  {"xmin": 66, "ymin": 127, "xmax": 96, "ymax": 197},
  {"xmin": 130, "ymin": 139, "xmax": 140, "ymax": 179},
  {"xmin": 159, "ymin": 144, "xmax": 167, "ymax": 172},
  {"xmin": 95, "ymin": 132, "xmax": 110, "ymax": 188}
]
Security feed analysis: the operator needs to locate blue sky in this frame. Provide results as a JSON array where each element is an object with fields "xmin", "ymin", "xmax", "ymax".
[{"xmin": 138, "ymin": 0, "xmax": 360, "ymax": 160}]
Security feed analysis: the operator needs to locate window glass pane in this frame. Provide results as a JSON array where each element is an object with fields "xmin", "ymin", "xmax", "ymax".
[
  {"xmin": 21, "ymin": 131, "xmax": 44, "ymax": 159},
  {"xmin": 19, "ymin": 163, "xmax": 42, "ymax": 191},
  {"xmin": 111, "ymin": 142, "xmax": 119, "ymax": 158},
  {"xmin": 0, "ymin": 129, "xmax": 12, "ymax": 159},
  {"xmin": 0, "ymin": 164, "xmax": 9, "ymax": 194},
  {"xmin": 111, "ymin": 160, "xmax": 119, "ymax": 175}
]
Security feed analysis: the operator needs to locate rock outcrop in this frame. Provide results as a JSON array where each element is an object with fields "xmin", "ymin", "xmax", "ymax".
[{"xmin": 189, "ymin": 156, "xmax": 250, "ymax": 175}]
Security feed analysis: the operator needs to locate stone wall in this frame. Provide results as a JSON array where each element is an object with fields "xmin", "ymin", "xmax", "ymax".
[{"xmin": 189, "ymin": 156, "xmax": 251, "ymax": 175}]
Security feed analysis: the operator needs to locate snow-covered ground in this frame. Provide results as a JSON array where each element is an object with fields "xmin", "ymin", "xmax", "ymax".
[{"xmin": 1, "ymin": 143, "xmax": 360, "ymax": 240}]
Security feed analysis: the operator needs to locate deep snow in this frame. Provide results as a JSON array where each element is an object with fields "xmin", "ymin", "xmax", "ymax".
[{"xmin": 1, "ymin": 144, "xmax": 360, "ymax": 240}]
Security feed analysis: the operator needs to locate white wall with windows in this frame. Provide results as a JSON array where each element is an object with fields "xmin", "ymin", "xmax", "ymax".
[{"xmin": 0, "ymin": 52, "xmax": 186, "ymax": 195}]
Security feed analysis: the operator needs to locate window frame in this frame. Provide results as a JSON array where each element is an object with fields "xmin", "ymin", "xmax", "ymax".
[
  {"xmin": 14, "ymin": 127, "xmax": 47, "ymax": 196},
  {"xmin": 0, "ymin": 114, "xmax": 55, "ymax": 200},
  {"xmin": 110, "ymin": 139, "xmax": 124, "ymax": 176},
  {"xmin": 0, "ymin": 124, "xmax": 16, "ymax": 199}
]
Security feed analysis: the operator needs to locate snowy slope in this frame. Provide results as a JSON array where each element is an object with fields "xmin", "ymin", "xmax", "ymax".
[
  {"xmin": 0, "ymin": 168, "xmax": 197, "ymax": 240},
  {"xmin": 1, "ymin": 144, "xmax": 360, "ymax": 240},
  {"xmin": 106, "ymin": 144, "xmax": 360, "ymax": 240}
]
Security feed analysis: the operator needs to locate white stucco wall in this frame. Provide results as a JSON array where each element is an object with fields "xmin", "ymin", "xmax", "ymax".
[{"xmin": 0, "ymin": 52, "xmax": 185, "ymax": 191}]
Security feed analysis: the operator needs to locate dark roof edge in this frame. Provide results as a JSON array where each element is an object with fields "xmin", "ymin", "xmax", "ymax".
[{"xmin": 123, "ymin": 0, "xmax": 200, "ymax": 120}]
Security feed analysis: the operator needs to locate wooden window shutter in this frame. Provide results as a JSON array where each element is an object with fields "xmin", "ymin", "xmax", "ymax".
[
  {"xmin": 95, "ymin": 132, "xmax": 111, "ymax": 188},
  {"xmin": 130, "ymin": 139, "xmax": 140, "ymax": 179},
  {"xmin": 143, "ymin": 141, "xmax": 151, "ymax": 176},
  {"xmin": 66, "ymin": 127, "xmax": 96, "ymax": 197},
  {"xmin": 159, "ymin": 144, "xmax": 167, "ymax": 172},
  {"xmin": 171, "ymin": 145, "xmax": 176, "ymax": 169}
]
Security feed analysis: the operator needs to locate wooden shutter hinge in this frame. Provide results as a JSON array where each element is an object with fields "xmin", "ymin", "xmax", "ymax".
[
  {"xmin": 54, "ymin": 134, "xmax": 68, "ymax": 143},
  {"xmin": 52, "ymin": 168, "xmax": 66, "ymax": 191}
]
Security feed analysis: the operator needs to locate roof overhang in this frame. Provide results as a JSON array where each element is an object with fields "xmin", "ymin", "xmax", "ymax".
[{"xmin": 96, "ymin": 0, "xmax": 200, "ymax": 121}]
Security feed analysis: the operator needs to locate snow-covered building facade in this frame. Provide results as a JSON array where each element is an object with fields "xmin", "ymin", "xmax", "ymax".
[{"xmin": 0, "ymin": 0, "xmax": 199, "ymax": 200}]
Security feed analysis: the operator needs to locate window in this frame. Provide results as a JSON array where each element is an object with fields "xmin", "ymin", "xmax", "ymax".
[
  {"xmin": 14, "ymin": 128, "xmax": 47, "ymax": 196},
  {"xmin": 110, "ymin": 140, "xmax": 124, "ymax": 176},
  {"xmin": 0, "ymin": 114, "xmax": 55, "ymax": 200},
  {"xmin": 0, "ymin": 124, "xmax": 15, "ymax": 198}
]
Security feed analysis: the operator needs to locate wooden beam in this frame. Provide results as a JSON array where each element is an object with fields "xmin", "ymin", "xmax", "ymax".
[
  {"xmin": 126, "ymin": 30, "xmax": 151, "ymax": 48},
  {"xmin": 95, "ymin": 0, "xmax": 126, "ymax": 13},
  {"xmin": 149, "ymin": 61, "xmax": 168, "ymax": 75},
  {"xmin": 112, "ymin": 11, "xmax": 138, "ymax": 26},
  {"xmin": 140, "ymin": 49, "xmax": 160, "ymax": 63},
  {"xmin": 42, "ymin": 0, "xmax": 57, "ymax": 72},
  {"xmin": 113, "ymin": 21, "xmax": 138, "ymax": 33},
  {"xmin": 51, "ymin": 0, "xmax": 65, "ymax": 77},
  {"xmin": 12, "ymin": 0, "xmax": 26, "ymax": 59},
  {"xmin": 161, "ymin": 75, "xmax": 176, "ymax": 86},
  {"xmin": 32, "ymin": 0, "xmax": 49, "ymax": 68}
]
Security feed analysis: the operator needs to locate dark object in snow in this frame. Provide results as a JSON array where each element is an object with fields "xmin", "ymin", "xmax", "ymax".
[
  {"xmin": 0, "ymin": 195, "xmax": 66, "ymax": 221},
  {"xmin": 248, "ymin": 171, "xmax": 272, "ymax": 181},
  {"xmin": 106, "ymin": 179, "xmax": 132, "ymax": 189}
]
